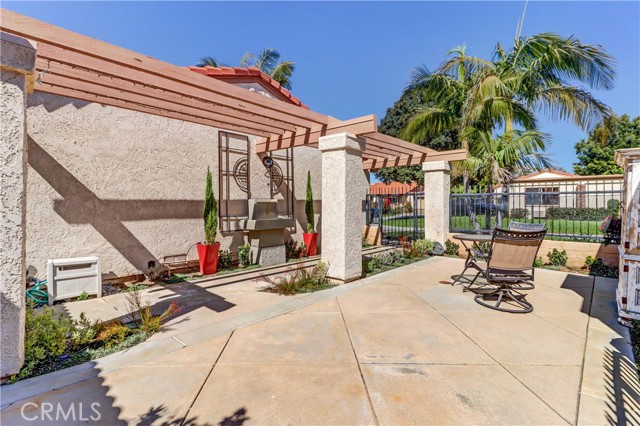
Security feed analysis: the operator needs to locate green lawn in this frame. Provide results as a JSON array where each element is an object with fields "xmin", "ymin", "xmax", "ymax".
[{"xmin": 383, "ymin": 215, "xmax": 604, "ymax": 239}]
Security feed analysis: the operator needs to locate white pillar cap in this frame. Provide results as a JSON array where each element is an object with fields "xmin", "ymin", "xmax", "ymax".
[
  {"xmin": 318, "ymin": 132, "xmax": 365, "ymax": 153},
  {"xmin": 422, "ymin": 160, "xmax": 451, "ymax": 172}
]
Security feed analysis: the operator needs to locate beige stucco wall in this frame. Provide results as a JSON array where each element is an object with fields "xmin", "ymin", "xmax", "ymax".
[{"xmin": 25, "ymin": 92, "xmax": 368, "ymax": 279}]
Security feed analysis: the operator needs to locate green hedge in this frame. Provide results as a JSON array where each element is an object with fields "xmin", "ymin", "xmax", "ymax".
[{"xmin": 545, "ymin": 207, "xmax": 612, "ymax": 221}]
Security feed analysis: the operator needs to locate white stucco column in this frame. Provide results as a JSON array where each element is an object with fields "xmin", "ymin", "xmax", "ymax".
[
  {"xmin": 319, "ymin": 133, "xmax": 365, "ymax": 282},
  {"xmin": 423, "ymin": 161, "xmax": 451, "ymax": 245},
  {"xmin": 1, "ymin": 32, "xmax": 36, "ymax": 378}
]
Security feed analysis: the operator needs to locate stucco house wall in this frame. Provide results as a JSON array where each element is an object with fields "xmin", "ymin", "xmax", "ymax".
[{"xmin": 25, "ymin": 92, "xmax": 367, "ymax": 279}]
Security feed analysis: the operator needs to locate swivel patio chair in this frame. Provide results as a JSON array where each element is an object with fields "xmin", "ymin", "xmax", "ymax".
[{"xmin": 467, "ymin": 227, "xmax": 547, "ymax": 313}]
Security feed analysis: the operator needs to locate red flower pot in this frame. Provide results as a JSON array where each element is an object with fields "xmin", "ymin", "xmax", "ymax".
[
  {"xmin": 196, "ymin": 242, "xmax": 220, "ymax": 275},
  {"xmin": 303, "ymin": 233, "xmax": 319, "ymax": 257}
]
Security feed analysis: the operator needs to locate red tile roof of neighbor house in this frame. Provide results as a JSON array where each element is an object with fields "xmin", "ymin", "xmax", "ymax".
[
  {"xmin": 187, "ymin": 66, "xmax": 309, "ymax": 109},
  {"xmin": 369, "ymin": 181, "xmax": 418, "ymax": 195}
]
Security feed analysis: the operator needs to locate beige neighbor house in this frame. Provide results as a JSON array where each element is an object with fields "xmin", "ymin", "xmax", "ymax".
[{"xmin": 499, "ymin": 170, "xmax": 623, "ymax": 219}]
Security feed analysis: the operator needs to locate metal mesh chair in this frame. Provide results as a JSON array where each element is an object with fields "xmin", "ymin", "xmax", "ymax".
[
  {"xmin": 508, "ymin": 221, "xmax": 547, "ymax": 231},
  {"xmin": 468, "ymin": 227, "xmax": 547, "ymax": 313}
]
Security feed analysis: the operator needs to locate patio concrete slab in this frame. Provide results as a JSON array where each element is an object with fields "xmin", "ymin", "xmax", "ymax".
[
  {"xmin": 361, "ymin": 363, "xmax": 569, "ymax": 425},
  {"xmin": 54, "ymin": 298, "xmax": 123, "ymax": 324},
  {"xmin": 445, "ymin": 312, "xmax": 586, "ymax": 365},
  {"xmin": 187, "ymin": 363, "xmax": 376, "ymax": 425},
  {"xmin": 338, "ymin": 285, "xmax": 436, "ymax": 312},
  {"xmin": 1, "ymin": 365, "xmax": 211, "ymax": 426},
  {"xmin": 4, "ymin": 256, "xmax": 637, "ymax": 425},
  {"xmin": 343, "ymin": 310, "xmax": 495, "ymax": 365},
  {"xmin": 505, "ymin": 365, "xmax": 582, "ymax": 423},
  {"xmin": 218, "ymin": 312, "xmax": 356, "ymax": 364}
]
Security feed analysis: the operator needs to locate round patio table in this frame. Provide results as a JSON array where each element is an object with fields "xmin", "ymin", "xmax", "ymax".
[{"xmin": 451, "ymin": 234, "xmax": 493, "ymax": 286}]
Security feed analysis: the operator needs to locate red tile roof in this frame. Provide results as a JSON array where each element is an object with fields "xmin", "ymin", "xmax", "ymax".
[
  {"xmin": 187, "ymin": 66, "xmax": 309, "ymax": 109},
  {"xmin": 369, "ymin": 181, "xmax": 419, "ymax": 195}
]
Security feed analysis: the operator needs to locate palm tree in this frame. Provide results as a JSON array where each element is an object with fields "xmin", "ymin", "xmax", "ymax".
[
  {"xmin": 402, "ymin": 33, "xmax": 615, "ymax": 229},
  {"xmin": 196, "ymin": 48, "xmax": 296, "ymax": 90},
  {"xmin": 239, "ymin": 48, "xmax": 295, "ymax": 90}
]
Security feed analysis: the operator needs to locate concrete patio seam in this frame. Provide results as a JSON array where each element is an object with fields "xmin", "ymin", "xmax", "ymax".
[
  {"xmin": 179, "ymin": 330, "xmax": 235, "ymax": 426},
  {"xmin": 337, "ymin": 297, "xmax": 380, "ymax": 426},
  {"xmin": 574, "ymin": 275, "xmax": 596, "ymax": 425},
  {"xmin": 406, "ymin": 285, "xmax": 574, "ymax": 425}
]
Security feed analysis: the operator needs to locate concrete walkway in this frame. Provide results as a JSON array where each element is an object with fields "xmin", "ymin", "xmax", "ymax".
[{"xmin": 1, "ymin": 256, "xmax": 638, "ymax": 425}]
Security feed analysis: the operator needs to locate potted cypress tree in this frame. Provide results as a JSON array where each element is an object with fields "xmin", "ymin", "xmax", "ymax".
[
  {"xmin": 303, "ymin": 171, "xmax": 318, "ymax": 256},
  {"xmin": 197, "ymin": 167, "xmax": 220, "ymax": 275}
]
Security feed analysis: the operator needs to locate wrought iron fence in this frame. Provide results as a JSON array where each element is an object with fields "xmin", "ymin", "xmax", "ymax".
[
  {"xmin": 365, "ymin": 186, "xmax": 425, "ymax": 244},
  {"xmin": 449, "ymin": 179, "xmax": 623, "ymax": 243}
]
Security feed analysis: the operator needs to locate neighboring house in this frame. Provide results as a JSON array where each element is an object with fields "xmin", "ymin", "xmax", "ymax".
[
  {"xmin": 369, "ymin": 182, "xmax": 423, "ymax": 211},
  {"xmin": 499, "ymin": 170, "xmax": 623, "ymax": 218}
]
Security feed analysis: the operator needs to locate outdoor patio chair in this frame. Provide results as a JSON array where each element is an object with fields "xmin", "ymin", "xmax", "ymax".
[
  {"xmin": 466, "ymin": 227, "xmax": 547, "ymax": 313},
  {"xmin": 508, "ymin": 221, "xmax": 547, "ymax": 231}
]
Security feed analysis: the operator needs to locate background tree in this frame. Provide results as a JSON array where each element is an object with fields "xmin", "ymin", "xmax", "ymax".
[
  {"xmin": 573, "ymin": 114, "xmax": 640, "ymax": 175},
  {"xmin": 375, "ymin": 91, "xmax": 459, "ymax": 184},
  {"xmin": 197, "ymin": 48, "xmax": 295, "ymax": 90}
]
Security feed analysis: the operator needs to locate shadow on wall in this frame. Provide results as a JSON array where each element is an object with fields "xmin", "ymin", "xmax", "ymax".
[{"xmin": 27, "ymin": 136, "xmax": 203, "ymax": 273}]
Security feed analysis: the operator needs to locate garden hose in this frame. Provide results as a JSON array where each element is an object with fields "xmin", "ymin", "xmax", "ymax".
[{"xmin": 26, "ymin": 280, "xmax": 48, "ymax": 305}]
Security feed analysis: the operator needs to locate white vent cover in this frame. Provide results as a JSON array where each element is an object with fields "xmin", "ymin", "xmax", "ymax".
[{"xmin": 47, "ymin": 256, "xmax": 101, "ymax": 305}]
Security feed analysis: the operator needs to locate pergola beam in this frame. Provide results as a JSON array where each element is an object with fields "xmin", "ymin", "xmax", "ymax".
[
  {"xmin": 255, "ymin": 115, "xmax": 377, "ymax": 153},
  {"xmin": 363, "ymin": 149, "xmax": 467, "ymax": 170},
  {"xmin": 36, "ymin": 66, "xmax": 280, "ymax": 137}
]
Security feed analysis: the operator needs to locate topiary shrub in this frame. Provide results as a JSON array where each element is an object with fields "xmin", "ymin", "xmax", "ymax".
[
  {"xmin": 607, "ymin": 199, "xmax": 621, "ymax": 217},
  {"xmin": 305, "ymin": 171, "xmax": 315, "ymax": 233},
  {"xmin": 547, "ymin": 248, "xmax": 568, "ymax": 266},
  {"xmin": 203, "ymin": 167, "xmax": 218, "ymax": 245}
]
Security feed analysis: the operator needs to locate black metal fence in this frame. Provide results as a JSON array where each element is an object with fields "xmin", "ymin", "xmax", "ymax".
[
  {"xmin": 450, "ymin": 179, "xmax": 623, "ymax": 242},
  {"xmin": 366, "ymin": 186, "xmax": 425, "ymax": 244}
]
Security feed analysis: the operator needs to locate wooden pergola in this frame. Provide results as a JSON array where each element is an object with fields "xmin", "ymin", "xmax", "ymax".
[{"xmin": 1, "ymin": 10, "xmax": 466, "ymax": 170}]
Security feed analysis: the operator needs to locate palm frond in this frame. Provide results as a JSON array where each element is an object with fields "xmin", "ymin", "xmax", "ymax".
[
  {"xmin": 196, "ymin": 56, "xmax": 221, "ymax": 67},
  {"xmin": 239, "ymin": 52, "xmax": 254, "ymax": 68},
  {"xmin": 270, "ymin": 61, "xmax": 295, "ymax": 90},
  {"xmin": 535, "ymin": 84, "xmax": 613, "ymax": 131},
  {"xmin": 399, "ymin": 106, "xmax": 458, "ymax": 144},
  {"xmin": 254, "ymin": 48, "xmax": 281, "ymax": 75}
]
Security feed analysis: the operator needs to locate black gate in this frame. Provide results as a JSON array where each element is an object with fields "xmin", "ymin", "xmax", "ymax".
[{"xmin": 366, "ymin": 186, "xmax": 425, "ymax": 244}]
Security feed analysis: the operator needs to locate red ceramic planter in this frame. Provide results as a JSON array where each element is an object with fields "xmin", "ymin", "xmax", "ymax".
[
  {"xmin": 196, "ymin": 242, "xmax": 220, "ymax": 275},
  {"xmin": 303, "ymin": 233, "xmax": 319, "ymax": 256}
]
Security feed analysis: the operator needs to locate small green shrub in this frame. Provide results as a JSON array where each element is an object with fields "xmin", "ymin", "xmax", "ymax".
[
  {"xmin": 77, "ymin": 291, "xmax": 89, "ymax": 301},
  {"xmin": 405, "ymin": 239, "xmax": 434, "ymax": 258},
  {"xmin": 445, "ymin": 240, "xmax": 460, "ymax": 256},
  {"xmin": 217, "ymin": 249, "xmax": 233, "ymax": 270},
  {"xmin": 545, "ymin": 207, "xmax": 609, "ymax": 221},
  {"xmin": 238, "ymin": 243, "xmax": 252, "ymax": 267},
  {"xmin": 584, "ymin": 256, "xmax": 618, "ymax": 278},
  {"xmin": 510, "ymin": 208, "xmax": 530, "ymax": 219},
  {"xmin": 285, "ymin": 239, "xmax": 306, "ymax": 260},
  {"xmin": 547, "ymin": 248, "xmax": 568, "ymax": 267},
  {"xmin": 94, "ymin": 321, "xmax": 131, "ymax": 349},
  {"xmin": 125, "ymin": 283, "xmax": 149, "ymax": 292},
  {"xmin": 267, "ymin": 262, "xmax": 334, "ymax": 295},
  {"xmin": 533, "ymin": 257, "xmax": 545, "ymax": 268}
]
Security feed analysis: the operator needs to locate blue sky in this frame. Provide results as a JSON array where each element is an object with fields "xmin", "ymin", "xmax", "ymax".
[{"xmin": 5, "ymin": 1, "xmax": 639, "ymax": 173}]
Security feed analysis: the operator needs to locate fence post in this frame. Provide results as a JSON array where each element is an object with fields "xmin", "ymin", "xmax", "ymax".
[
  {"xmin": 0, "ymin": 33, "xmax": 36, "ymax": 378},
  {"xmin": 423, "ymin": 161, "xmax": 450, "ymax": 245}
]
